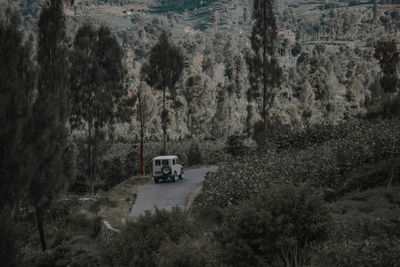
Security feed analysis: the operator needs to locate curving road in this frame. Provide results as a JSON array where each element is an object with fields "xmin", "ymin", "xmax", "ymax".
[{"xmin": 129, "ymin": 166, "xmax": 218, "ymax": 221}]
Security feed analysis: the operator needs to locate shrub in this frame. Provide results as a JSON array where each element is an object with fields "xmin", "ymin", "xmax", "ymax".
[
  {"xmin": 320, "ymin": 236, "xmax": 400, "ymax": 267},
  {"xmin": 187, "ymin": 142, "xmax": 203, "ymax": 166},
  {"xmin": 225, "ymin": 134, "xmax": 245, "ymax": 157},
  {"xmin": 98, "ymin": 157, "xmax": 128, "ymax": 190},
  {"xmin": 25, "ymin": 242, "xmax": 100, "ymax": 267},
  {"xmin": 319, "ymin": 214, "xmax": 400, "ymax": 266},
  {"xmin": 156, "ymin": 235, "xmax": 217, "ymax": 267},
  {"xmin": 200, "ymin": 118, "xmax": 400, "ymax": 207},
  {"xmin": 102, "ymin": 207, "xmax": 194, "ymax": 267},
  {"xmin": 0, "ymin": 212, "xmax": 18, "ymax": 267},
  {"xmin": 382, "ymin": 94, "xmax": 400, "ymax": 118},
  {"xmin": 253, "ymin": 120, "xmax": 267, "ymax": 146},
  {"xmin": 216, "ymin": 183, "xmax": 332, "ymax": 266}
]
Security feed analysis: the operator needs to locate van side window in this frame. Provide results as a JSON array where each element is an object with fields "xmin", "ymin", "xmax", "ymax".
[
  {"xmin": 155, "ymin": 160, "xmax": 161, "ymax": 166},
  {"xmin": 172, "ymin": 159, "xmax": 176, "ymax": 165},
  {"xmin": 162, "ymin": 160, "xmax": 169, "ymax": 165}
]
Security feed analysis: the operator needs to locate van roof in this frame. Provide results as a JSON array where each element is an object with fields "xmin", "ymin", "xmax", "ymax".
[{"xmin": 153, "ymin": 155, "xmax": 178, "ymax": 160}]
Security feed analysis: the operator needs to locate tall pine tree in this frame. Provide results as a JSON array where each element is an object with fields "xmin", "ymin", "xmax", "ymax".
[
  {"xmin": 70, "ymin": 24, "xmax": 132, "ymax": 194},
  {"xmin": 247, "ymin": 0, "xmax": 282, "ymax": 138},
  {"xmin": 0, "ymin": 15, "xmax": 36, "ymax": 266},
  {"xmin": 141, "ymin": 31, "xmax": 184, "ymax": 154},
  {"xmin": 0, "ymin": 16, "xmax": 35, "ymax": 211},
  {"xmin": 30, "ymin": 0, "xmax": 74, "ymax": 251}
]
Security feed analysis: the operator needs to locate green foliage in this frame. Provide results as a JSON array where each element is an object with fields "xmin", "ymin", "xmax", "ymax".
[
  {"xmin": 374, "ymin": 39, "xmax": 400, "ymax": 94},
  {"xmin": 103, "ymin": 207, "xmax": 194, "ymax": 266},
  {"xmin": 200, "ymin": 118, "xmax": 400, "ymax": 208},
  {"xmin": 156, "ymin": 235, "xmax": 217, "ymax": 267},
  {"xmin": 25, "ymin": 242, "xmax": 100, "ymax": 267},
  {"xmin": 70, "ymin": 23, "xmax": 131, "ymax": 129},
  {"xmin": 319, "ymin": 187, "xmax": 400, "ymax": 266},
  {"xmin": 225, "ymin": 134, "xmax": 245, "ymax": 157},
  {"xmin": 31, "ymin": 0, "xmax": 72, "ymax": 203},
  {"xmin": 98, "ymin": 157, "xmax": 128, "ymax": 190},
  {"xmin": 247, "ymin": 0, "xmax": 282, "ymax": 136},
  {"xmin": 216, "ymin": 183, "xmax": 331, "ymax": 266},
  {"xmin": 187, "ymin": 142, "xmax": 203, "ymax": 165},
  {"xmin": 141, "ymin": 30, "xmax": 184, "ymax": 153},
  {"xmin": 368, "ymin": 93, "xmax": 400, "ymax": 119},
  {"xmin": 30, "ymin": 0, "xmax": 74, "ymax": 251},
  {"xmin": 0, "ymin": 16, "xmax": 35, "ymax": 209},
  {"xmin": 70, "ymin": 23, "xmax": 131, "ymax": 193},
  {"xmin": 382, "ymin": 94, "xmax": 400, "ymax": 118},
  {"xmin": 0, "ymin": 212, "xmax": 19, "ymax": 267}
]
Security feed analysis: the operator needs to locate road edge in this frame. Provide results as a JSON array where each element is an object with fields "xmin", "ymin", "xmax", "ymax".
[{"xmin": 185, "ymin": 184, "xmax": 202, "ymax": 210}]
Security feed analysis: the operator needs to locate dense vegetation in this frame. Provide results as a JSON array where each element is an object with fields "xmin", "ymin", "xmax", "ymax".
[{"xmin": 1, "ymin": 0, "xmax": 400, "ymax": 266}]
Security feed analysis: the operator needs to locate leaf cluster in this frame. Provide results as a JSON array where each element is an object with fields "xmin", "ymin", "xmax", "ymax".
[
  {"xmin": 102, "ymin": 207, "xmax": 195, "ymax": 267},
  {"xmin": 199, "ymin": 118, "xmax": 400, "ymax": 209},
  {"xmin": 70, "ymin": 23, "xmax": 131, "ymax": 130},
  {"xmin": 216, "ymin": 183, "xmax": 331, "ymax": 266},
  {"xmin": 141, "ymin": 31, "xmax": 184, "ymax": 94}
]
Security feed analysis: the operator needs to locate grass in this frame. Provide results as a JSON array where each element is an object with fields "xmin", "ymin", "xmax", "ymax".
[
  {"xmin": 97, "ymin": 175, "xmax": 150, "ymax": 230},
  {"xmin": 18, "ymin": 175, "xmax": 151, "ymax": 265}
]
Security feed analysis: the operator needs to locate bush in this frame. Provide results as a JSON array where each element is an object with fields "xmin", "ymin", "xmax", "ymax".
[
  {"xmin": 216, "ymin": 183, "xmax": 332, "ymax": 266},
  {"xmin": 200, "ymin": 118, "xmax": 400, "ymax": 208},
  {"xmin": 0, "ymin": 212, "xmax": 18, "ymax": 267},
  {"xmin": 319, "ymin": 213, "xmax": 400, "ymax": 266},
  {"xmin": 187, "ymin": 142, "xmax": 203, "ymax": 166},
  {"xmin": 320, "ymin": 236, "xmax": 400, "ymax": 267},
  {"xmin": 156, "ymin": 235, "xmax": 217, "ymax": 267},
  {"xmin": 225, "ymin": 134, "xmax": 245, "ymax": 157},
  {"xmin": 382, "ymin": 95, "xmax": 400, "ymax": 118},
  {"xmin": 98, "ymin": 157, "xmax": 128, "ymax": 190},
  {"xmin": 25, "ymin": 242, "xmax": 100, "ymax": 267},
  {"xmin": 66, "ymin": 212, "xmax": 103, "ymax": 238},
  {"xmin": 102, "ymin": 207, "xmax": 194, "ymax": 267}
]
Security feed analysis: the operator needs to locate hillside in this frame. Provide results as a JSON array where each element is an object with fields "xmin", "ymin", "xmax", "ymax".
[
  {"xmin": 0, "ymin": 0, "xmax": 398, "ymax": 141},
  {"xmin": 2, "ymin": 1, "xmax": 400, "ymax": 266}
]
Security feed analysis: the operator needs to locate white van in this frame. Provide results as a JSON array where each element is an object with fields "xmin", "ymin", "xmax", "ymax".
[{"xmin": 152, "ymin": 155, "xmax": 184, "ymax": 183}]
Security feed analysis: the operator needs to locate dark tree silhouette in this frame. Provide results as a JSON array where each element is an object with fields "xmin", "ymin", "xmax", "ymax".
[
  {"xmin": 374, "ymin": 39, "xmax": 400, "ymax": 94},
  {"xmin": 0, "ymin": 16, "xmax": 35, "ymax": 211},
  {"xmin": 0, "ymin": 16, "xmax": 36, "ymax": 266},
  {"xmin": 70, "ymin": 23, "xmax": 132, "ymax": 194},
  {"xmin": 247, "ymin": 0, "xmax": 282, "ymax": 137},
  {"xmin": 141, "ymin": 31, "xmax": 184, "ymax": 154},
  {"xmin": 30, "ymin": 0, "xmax": 74, "ymax": 251}
]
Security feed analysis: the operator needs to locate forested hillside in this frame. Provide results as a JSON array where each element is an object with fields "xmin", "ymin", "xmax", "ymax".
[
  {"xmin": 2, "ymin": 0, "xmax": 398, "ymax": 140},
  {"xmin": 1, "ymin": 0, "xmax": 400, "ymax": 266}
]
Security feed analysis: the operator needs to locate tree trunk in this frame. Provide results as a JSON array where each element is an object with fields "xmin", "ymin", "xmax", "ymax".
[
  {"xmin": 88, "ymin": 120, "xmax": 94, "ymax": 194},
  {"xmin": 35, "ymin": 206, "xmax": 47, "ymax": 251},
  {"xmin": 262, "ymin": 0, "xmax": 268, "ymax": 133},
  {"xmin": 138, "ymin": 94, "xmax": 145, "ymax": 175},
  {"xmin": 92, "ymin": 126, "xmax": 98, "ymax": 194},
  {"xmin": 162, "ymin": 89, "xmax": 167, "ymax": 154}
]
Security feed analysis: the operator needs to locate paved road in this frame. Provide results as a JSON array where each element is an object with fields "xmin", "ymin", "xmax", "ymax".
[{"xmin": 129, "ymin": 166, "xmax": 218, "ymax": 221}]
